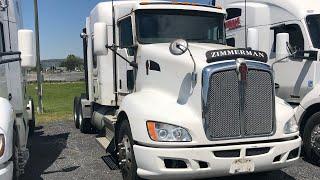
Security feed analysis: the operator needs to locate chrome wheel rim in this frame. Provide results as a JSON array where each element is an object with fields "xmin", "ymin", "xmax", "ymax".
[
  {"xmin": 118, "ymin": 135, "xmax": 133, "ymax": 175},
  {"xmin": 311, "ymin": 124, "xmax": 320, "ymax": 156}
]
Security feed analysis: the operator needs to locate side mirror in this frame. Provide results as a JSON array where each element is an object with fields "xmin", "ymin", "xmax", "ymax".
[
  {"xmin": 247, "ymin": 28, "xmax": 259, "ymax": 50},
  {"xmin": 169, "ymin": 39, "xmax": 189, "ymax": 56},
  {"xmin": 276, "ymin": 33, "xmax": 290, "ymax": 61},
  {"xmin": 93, "ymin": 22, "xmax": 110, "ymax": 55},
  {"xmin": 18, "ymin": 30, "xmax": 36, "ymax": 68}
]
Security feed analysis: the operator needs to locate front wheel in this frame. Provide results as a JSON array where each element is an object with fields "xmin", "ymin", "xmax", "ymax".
[
  {"xmin": 79, "ymin": 104, "xmax": 92, "ymax": 134},
  {"xmin": 12, "ymin": 130, "xmax": 21, "ymax": 180},
  {"xmin": 303, "ymin": 112, "xmax": 320, "ymax": 163},
  {"xmin": 117, "ymin": 120, "xmax": 140, "ymax": 180},
  {"xmin": 73, "ymin": 97, "xmax": 80, "ymax": 129}
]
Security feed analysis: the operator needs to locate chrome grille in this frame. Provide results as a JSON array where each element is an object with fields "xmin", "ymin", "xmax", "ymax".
[
  {"xmin": 244, "ymin": 70, "xmax": 273, "ymax": 136},
  {"xmin": 203, "ymin": 67, "xmax": 274, "ymax": 140},
  {"xmin": 206, "ymin": 70, "xmax": 241, "ymax": 139}
]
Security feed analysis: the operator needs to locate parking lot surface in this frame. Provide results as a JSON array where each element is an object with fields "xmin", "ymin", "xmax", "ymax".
[{"xmin": 21, "ymin": 121, "xmax": 320, "ymax": 180}]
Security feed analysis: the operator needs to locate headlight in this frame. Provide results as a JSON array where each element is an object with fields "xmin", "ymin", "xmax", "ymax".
[
  {"xmin": 0, "ymin": 134, "xmax": 4, "ymax": 157},
  {"xmin": 284, "ymin": 116, "xmax": 299, "ymax": 134},
  {"xmin": 146, "ymin": 121, "xmax": 192, "ymax": 142}
]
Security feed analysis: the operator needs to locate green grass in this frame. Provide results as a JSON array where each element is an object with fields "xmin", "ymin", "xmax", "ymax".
[{"xmin": 27, "ymin": 82, "xmax": 85, "ymax": 124}]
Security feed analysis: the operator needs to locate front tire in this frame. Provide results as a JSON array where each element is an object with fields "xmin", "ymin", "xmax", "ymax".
[
  {"xmin": 303, "ymin": 112, "xmax": 320, "ymax": 163},
  {"xmin": 79, "ymin": 104, "xmax": 92, "ymax": 134},
  {"xmin": 117, "ymin": 120, "xmax": 140, "ymax": 180},
  {"xmin": 73, "ymin": 97, "xmax": 80, "ymax": 129},
  {"xmin": 12, "ymin": 130, "xmax": 21, "ymax": 180}
]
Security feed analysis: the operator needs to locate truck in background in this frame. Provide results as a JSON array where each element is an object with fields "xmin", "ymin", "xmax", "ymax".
[
  {"xmin": 0, "ymin": 0, "xmax": 36, "ymax": 179},
  {"xmin": 219, "ymin": 0, "xmax": 320, "ymax": 162},
  {"xmin": 74, "ymin": 1, "xmax": 301, "ymax": 179}
]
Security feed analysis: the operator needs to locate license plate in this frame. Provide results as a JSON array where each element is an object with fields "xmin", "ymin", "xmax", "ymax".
[{"xmin": 230, "ymin": 159, "xmax": 255, "ymax": 174}]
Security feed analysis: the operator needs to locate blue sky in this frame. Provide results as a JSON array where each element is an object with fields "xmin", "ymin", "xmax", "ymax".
[{"xmin": 22, "ymin": 0, "xmax": 211, "ymax": 60}]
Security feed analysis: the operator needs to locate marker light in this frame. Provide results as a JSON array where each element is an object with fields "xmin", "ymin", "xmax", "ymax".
[{"xmin": 284, "ymin": 116, "xmax": 299, "ymax": 134}]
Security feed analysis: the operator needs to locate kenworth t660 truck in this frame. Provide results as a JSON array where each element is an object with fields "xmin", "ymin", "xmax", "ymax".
[
  {"xmin": 73, "ymin": 1, "xmax": 301, "ymax": 179},
  {"xmin": 0, "ymin": 0, "xmax": 36, "ymax": 179},
  {"xmin": 219, "ymin": 0, "xmax": 320, "ymax": 163}
]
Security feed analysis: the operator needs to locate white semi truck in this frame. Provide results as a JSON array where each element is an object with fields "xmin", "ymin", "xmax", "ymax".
[
  {"xmin": 74, "ymin": 1, "xmax": 301, "ymax": 179},
  {"xmin": 219, "ymin": 0, "xmax": 320, "ymax": 162},
  {"xmin": 0, "ymin": 0, "xmax": 36, "ymax": 179}
]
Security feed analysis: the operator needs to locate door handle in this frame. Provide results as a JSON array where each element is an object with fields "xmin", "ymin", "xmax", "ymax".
[{"xmin": 275, "ymin": 83, "xmax": 280, "ymax": 89}]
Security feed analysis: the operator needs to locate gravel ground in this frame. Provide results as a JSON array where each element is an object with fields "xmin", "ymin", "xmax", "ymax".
[
  {"xmin": 21, "ymin": 121, "xmax": 122, "ymax": 180},
  {"xmin": 21, "ymin": 121, "xmax": 320, "ymax": 180}
]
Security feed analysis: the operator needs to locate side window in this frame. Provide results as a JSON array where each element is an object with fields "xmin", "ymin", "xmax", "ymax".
[
  {"xmin": 0, "ymin": 23, "xmax": 5, "ymax": 52},
  {"xmin": 226, "ymin": 8, "xmax": 242, "ymax": 20},
  {"xmin": 119, "ymin": 17, "xmax": 133, "ymax": 48},
  {"xmin": 273, "ymin": 24, "xmax": 304, "ymax": 52},
  {"xmin": 226, "ymin": 38, "xmax": 235, "ymax": 47}
]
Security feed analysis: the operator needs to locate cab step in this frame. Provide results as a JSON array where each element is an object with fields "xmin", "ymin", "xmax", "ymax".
[
  {"xmin": 96, "ymin": 137, "xmax": 111, "ymax": 150},
  {"xmin": 96, "ymin": 118, "xmax": 116, "ymax": 154},
  {"xmin": 102, "ymin": 154, "xmax": 119, "ymax": 170}
]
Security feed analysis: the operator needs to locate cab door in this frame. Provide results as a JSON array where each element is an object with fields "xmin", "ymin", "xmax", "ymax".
[
  {"xmin": 116, "ymin": 16, "xmax": 135, "ymax": 102},
  {"xmin": 271, "ymin": 22, "xmax": 315, "ymax": 103}
]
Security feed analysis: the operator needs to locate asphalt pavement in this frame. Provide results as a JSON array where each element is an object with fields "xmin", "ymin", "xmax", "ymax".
[{"xmin": 21, "ymin": 121, "xmax": 320, "ymax": 180}]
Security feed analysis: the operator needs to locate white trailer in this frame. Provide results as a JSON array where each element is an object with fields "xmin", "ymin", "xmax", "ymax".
[
  {"xmin": 0, "ymin": 0, "xmax": 36, "ymax": 179},
  {"xmin": 74, "ymin": 1, "xmax": 301, "ymax": 179},
  {"xmin": 220, "ymin": 0, "xmax": 320, "ymax": 163}
]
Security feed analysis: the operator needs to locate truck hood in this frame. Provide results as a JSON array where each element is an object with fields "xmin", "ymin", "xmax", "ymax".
[
  {"xmin": 139, "ymin": 42, "xmax": 231, "ymax": 65},
  {"xmin": 134, "ymin": 43, "xmax": 297, "ymax": 145}
]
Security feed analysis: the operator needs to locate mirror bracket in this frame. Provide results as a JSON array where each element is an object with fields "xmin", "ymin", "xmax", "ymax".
[
  {"xmin": 105, "ymin": 44, "xmax": 138, "ymax": 68},
  {"xmin": 169, "ymin": 39, "xmax": 197, "ymax": 84}
]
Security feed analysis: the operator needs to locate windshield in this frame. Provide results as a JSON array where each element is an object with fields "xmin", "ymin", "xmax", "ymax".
[
  {"xmin": 135, "ymin": 9, "xmax": 226, "ymax": 44},
  {"xmin": 306, "ymin": 14, "xmax": 320, "ymax": 48}
]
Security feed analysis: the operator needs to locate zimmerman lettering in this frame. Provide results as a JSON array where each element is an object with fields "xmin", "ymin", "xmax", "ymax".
[
  {"xmin": 206, "ymin": 49, "xmax": 268, "ymax": 63},
  {"xmin": 210, "ymin": 49, "xmax": 265, "ymax": 58}
]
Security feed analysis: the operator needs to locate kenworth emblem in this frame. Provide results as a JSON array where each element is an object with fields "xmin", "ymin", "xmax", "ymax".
[{"xmin": 236, "ymin": 58, "xmax": 248, "ymax": 82}]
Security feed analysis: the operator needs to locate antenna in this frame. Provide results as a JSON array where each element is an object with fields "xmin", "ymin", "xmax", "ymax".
[
  {"xmin": 111, "ymin": 0, "xmax": 118, "ymax": 105},
  {"xmin": 245, "ymin": 0, "xmax": 247, "ymax": 48},
  {"xmin": 6, "ymin": 0, "xmax": 11, "ymax": 50},
  {"xmin": 112, "ymin": 0, "xmax": 115, "ymax": 42}
]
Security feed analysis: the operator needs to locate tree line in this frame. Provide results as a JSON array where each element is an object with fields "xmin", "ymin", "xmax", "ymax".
[{"xmin": 60, "ymin": 54, "xmax": 83, "ymax": 71}]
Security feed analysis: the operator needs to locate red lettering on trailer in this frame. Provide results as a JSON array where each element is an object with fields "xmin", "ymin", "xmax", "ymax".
[{"xmin": 225, "ymin": 17, "xmax": 241, "ymax": 30}]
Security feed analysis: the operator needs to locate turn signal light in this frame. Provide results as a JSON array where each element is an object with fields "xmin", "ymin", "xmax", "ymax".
[
  {"xmin": 147, "ymin": 122, "xmax": 158, "ymax": 141},
  {"xmin": 0, "ymin": 134, "xmax": 5, "ymax": 157}
]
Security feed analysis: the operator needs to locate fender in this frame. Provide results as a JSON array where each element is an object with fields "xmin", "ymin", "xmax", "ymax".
[
  {"xmin": 0, "ymin": 97, "xmax": 14, "ymax": 165},
  {"xmin": 118, "ymin": 90, "xmax": 202, "ymax": 147},
  {"xmin": 295, "ymin": 84, "xmax": 320, "ymax": 123},
  {"xmin": 300, "ymin": 84, "xmax": 320, "ymax": 109}
]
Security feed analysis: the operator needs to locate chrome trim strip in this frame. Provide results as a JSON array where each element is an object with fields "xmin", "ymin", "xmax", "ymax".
[{"xmin": 202, "ymin": 60, "xmax": 276, "ymax": 141}]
